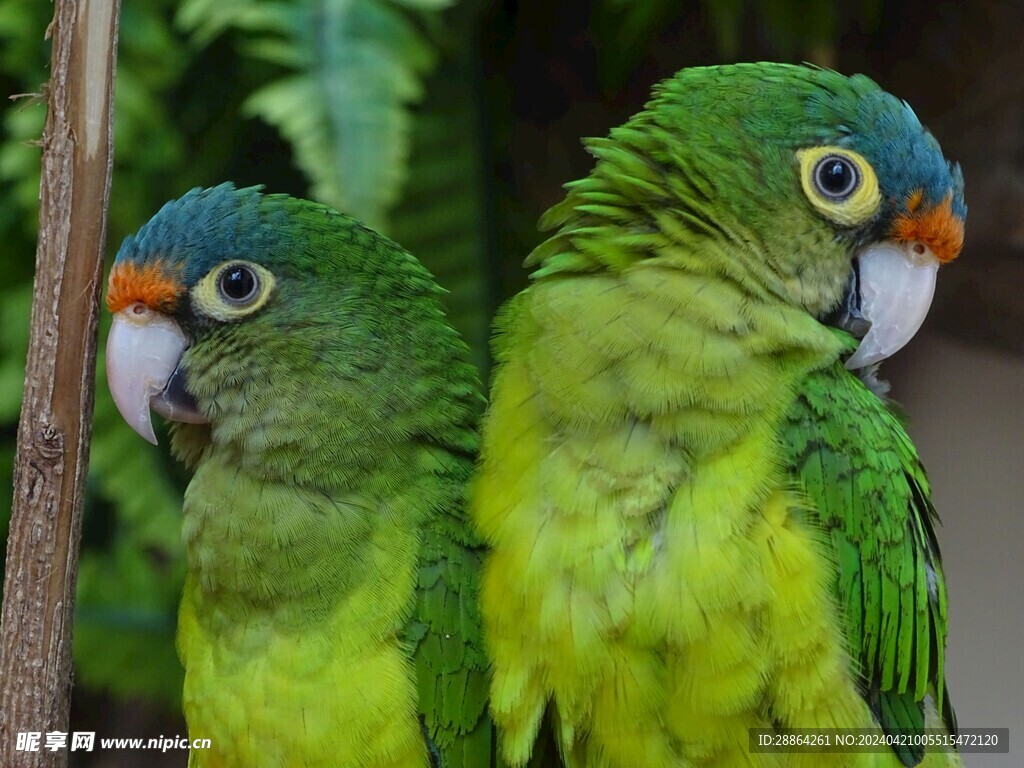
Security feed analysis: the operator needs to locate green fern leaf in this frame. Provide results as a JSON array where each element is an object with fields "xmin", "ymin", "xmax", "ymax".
[{"xmin": 178, "ymin": 0, "xmax": 455, "ymax": 231}]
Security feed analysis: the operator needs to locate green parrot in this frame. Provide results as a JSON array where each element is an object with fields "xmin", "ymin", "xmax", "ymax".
[
  {"xmin": 104, "ymin": 184, "xmax": 493, "ymax": 767},
  {"xmin": 471, "ymin": 63, "xmax": 964, "ymax": 768}
]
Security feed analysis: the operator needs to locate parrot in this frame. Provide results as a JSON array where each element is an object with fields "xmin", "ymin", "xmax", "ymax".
[
  {"xmin": 104, "ymin": 184, "xmax": 494, "ymax": 768},
  {"xmin": 470, "ymin": 63, "xmax": 965, "ymax": 768}
]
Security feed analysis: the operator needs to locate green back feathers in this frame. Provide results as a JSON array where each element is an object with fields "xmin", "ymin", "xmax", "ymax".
[{"xmin": 783, "ymin": 337, "xmax": 953, "ymax": 765}]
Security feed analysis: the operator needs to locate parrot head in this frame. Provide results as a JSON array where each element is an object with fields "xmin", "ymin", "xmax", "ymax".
[
  {"xmin": 105, "ymin": 184, "xmax": 474, "ymax": 482},
  {"xmin": 573, "ymin": 63, "xmax": 966, "ymax": 369},
  {"xmin": 774, "ymin": 66, "xmax": 966, "ymax": 369}
]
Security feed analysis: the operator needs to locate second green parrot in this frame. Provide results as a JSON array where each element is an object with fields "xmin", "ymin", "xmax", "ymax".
[
  {"xmin": 105, "ymin": 185, "xmax": 492, "ymax": 767},
  {"xmin": 472, "ymin": 63, "xmax": 965, "ymax": 768}
]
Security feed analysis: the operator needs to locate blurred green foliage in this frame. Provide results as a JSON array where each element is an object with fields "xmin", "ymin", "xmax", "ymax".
[
  {"xmin": 0, "ymin": 0, "xmax": 882, "ymax": 724},
  {"xmin": 179, "ymin": 0, "xmax": 454, "ymax": 233}
]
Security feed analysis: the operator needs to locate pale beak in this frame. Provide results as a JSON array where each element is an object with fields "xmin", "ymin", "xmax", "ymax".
[
  {"xmin": 106, "ymin": 302, "xmax": 208, "ymax": 445},
  {"xmin": 842, "ymin": 240, "xmax": 939, "ymax": 370}
]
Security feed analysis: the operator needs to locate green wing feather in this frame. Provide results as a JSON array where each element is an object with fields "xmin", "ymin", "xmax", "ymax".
[
  {"xmin": 783, "ymin": 333, "xmax": 953, "ymax": 767},
  {"xmin": 408, "ymin": 447, "xmax": 494, "ymax": 768},
  {"xmin": 409, "ymin": 452, "xmax": 565, "ymax": 768}
]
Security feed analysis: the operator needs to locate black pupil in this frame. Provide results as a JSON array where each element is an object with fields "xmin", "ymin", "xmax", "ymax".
[
  {"xmin": 817, "ymin": 157, "xmax": 857, "ymax": 197},
  {"xmin": 221, "ymin": 266, "xmax": 256, "ymax": 302}
]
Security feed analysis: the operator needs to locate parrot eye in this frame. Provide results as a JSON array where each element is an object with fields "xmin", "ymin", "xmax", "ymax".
[
  {"xmin": 813, "ymin": 156, "xmax": 860, "ymax": 200},
  {"xmin": 797, "ymin": 146, "xmax": 881, "ymax": 227},
  {"xmin": 218, "ymin": 264, "xmax": 260, "ymax": 305},
  {"xmin": 191, "ymin": 260, "xmax": 276, "ymax": 321}
]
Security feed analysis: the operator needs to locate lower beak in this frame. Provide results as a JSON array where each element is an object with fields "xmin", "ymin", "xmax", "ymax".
[
  {"xmin": 106, "ymin": 303, "xmax": 208, "ymax": 445},
  {"xmin": 836, "ymin": 240, "xmax": 940, "ymax": 370}
]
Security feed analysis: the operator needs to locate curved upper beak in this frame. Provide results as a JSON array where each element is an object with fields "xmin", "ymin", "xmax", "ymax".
[
  {"xmin": 106, "ymin": 302, "xmax": 208, "ymax": 444},
  {"xmin": 838, "ymin": 240, "xmax": 940, "ymax": 370}
]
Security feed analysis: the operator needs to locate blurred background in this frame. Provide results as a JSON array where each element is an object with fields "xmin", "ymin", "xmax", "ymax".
[{"xmin": 0, "ymin": 0, "xmax": 1020, "ymax": 765}]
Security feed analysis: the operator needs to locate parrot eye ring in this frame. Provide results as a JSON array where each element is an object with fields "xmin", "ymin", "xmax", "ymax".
[
  {"xmin": 193, "ymin": 259, "xmax": 275, "ymax": 320},
  {"xmin": 797, "ymin": 146, "xmax": 880, "ymax": 226},
  {"xmin": 813, "ymin": 155, "xmax": 860, "ymax": 200},
  {"xmin": 217, "ymin": 263, "xmax": 261, "ymax": 305}
]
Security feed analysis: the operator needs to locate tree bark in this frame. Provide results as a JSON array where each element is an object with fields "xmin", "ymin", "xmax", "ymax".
[{"xmin": 0, "ymin": 1, "xmax": 121, "ymax": 766}]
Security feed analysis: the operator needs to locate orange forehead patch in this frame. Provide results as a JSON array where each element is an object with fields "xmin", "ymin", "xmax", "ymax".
[
  {"xmin": 890, "ymin": 192, "xmax": 964, "ymax": 264},
  {"xmin": 106, "ymin": 260, "xmax": 184, "ymax": 314}
]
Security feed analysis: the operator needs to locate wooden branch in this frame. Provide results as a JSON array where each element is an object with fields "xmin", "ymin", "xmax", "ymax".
[{"xmin": 0, "ymin": 1, "xmax": 121, "ymax": 766}]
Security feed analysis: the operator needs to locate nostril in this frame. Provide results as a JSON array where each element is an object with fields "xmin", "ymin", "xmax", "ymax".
[
  {"xmin": 912, "ymin": 242, "xmax": 926, "ymax": 255},
  {"xmin": 131, "ymin": 302, "xmax": 147, "ymax": 316}
]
